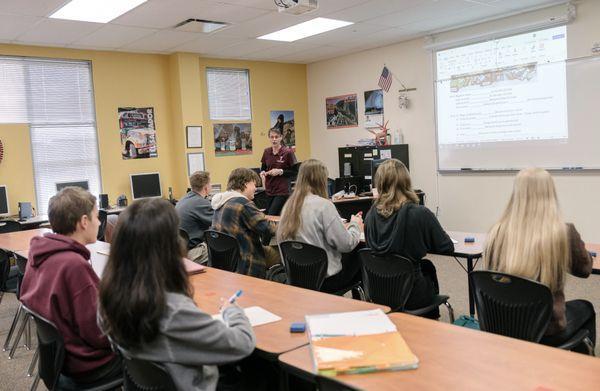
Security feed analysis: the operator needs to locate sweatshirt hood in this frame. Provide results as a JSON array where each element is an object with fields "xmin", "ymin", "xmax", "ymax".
[
  {"xmin": 365, "ymin": 203, "xmax": 413, "ymax": 255},
  {"xmin": 211, "ymin": 191, "xmax": 246, "ymax": 210},
  {"xmin": 29, "ymin": 233, "xmax": 90, "ymax": 267}
]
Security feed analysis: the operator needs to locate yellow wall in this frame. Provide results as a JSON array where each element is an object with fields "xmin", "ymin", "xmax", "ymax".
[
  {"xmin": 0, "ymin": 44, "xmax": 310, "ymax": 210},
  {"xmin": 0, "ymin": 124, "xmax": 35, "ymax": 214},
  {"xmin": 198, "ymin": 58, "xmax": 310, "ymax": 187}
]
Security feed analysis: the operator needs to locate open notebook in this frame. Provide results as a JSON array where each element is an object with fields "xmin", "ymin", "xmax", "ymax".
[{"xmin": 306, "ymin": 309, "xmax": 418, "ymax": 376}]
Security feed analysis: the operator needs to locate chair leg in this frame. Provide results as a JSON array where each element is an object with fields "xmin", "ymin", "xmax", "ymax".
[
  {"xmin": 444, "ymin": 301, "xmax": 455, "ymax": 323},
  {"xmin": 0, "ymin": 291, "xmax": 4, "ymax": 305},
  {"xmin": 25, "ymin": 315, "xmax": 32, "ymax": 350},
  {"xmin": 3, "ymin": 305, "xmax": 24, "ymax": 351},
  {"xmin": 30, "ymin": 373, "xmax": 40, "ymax": 391},
  {"xmin": 583, "ymin": 337, "xmax": 595, "ymax": 356},
  {"xmin": 8, "ymin": 312, "xmax": 29, "ymax": 359},
  {"xmin": 352, "ymin": 286, "xmax": 366, "ymax": 301},
  {"xmin": 28, "ymin": 348, "xmax": 39, "ymax": 377}
]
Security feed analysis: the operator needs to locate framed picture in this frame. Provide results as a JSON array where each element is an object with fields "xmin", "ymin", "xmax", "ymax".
[
  {"xmin": 186, "ymin": 126, "xmax": 203, "ymax": 148},
  {"xmin": 187, "ymin": 152, "xmax": 205, "ymax": 175}
]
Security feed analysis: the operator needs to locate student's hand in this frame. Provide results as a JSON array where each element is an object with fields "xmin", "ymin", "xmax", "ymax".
[
  {"xmin": 260, "ymin": 171, "xmax": 267, "ymax": 183},
  {"xmin": 350, "ymin": 212, "xmax": 363, "ymax": 229}
]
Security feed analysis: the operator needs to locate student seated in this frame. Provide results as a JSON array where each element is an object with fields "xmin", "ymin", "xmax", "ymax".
[
  {"xmin": 211, "ymin": 168, "xmax": 279, "ymax": 278},
  {"xmin": 278, "ymin": 159, "xmax": 362, "ymax": 293},
  {"xmin": 99, "ymin": 198, "xmax": 255, "ymax": 390},
  {"xmin": 176, "ymin": 171, "xmax": 214, "ymax": 263},
  {"xmin": 484, "ymin": 168, "xmax": 595, "ymax": 352},
  {"xmin": 20, "ymin": 187, "xmax": 122, "ymax": 388},
  {"xmin": 364, "ymin": 159, "xmax": 454, "ymax": 318}
]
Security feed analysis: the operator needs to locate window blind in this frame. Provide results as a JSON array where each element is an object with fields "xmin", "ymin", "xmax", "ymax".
[
  {"xmin": 206, "ymin": 68, "xmax": 251, "ymax": 120},
  {"xmin": 0, "ymin": 57, "xmax": 101, "ymax": 214}
]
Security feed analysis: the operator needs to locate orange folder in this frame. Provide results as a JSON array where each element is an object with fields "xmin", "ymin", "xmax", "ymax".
[{"xmin": 311, "ymin": 331, "xmax": 418, "ymax": 375}]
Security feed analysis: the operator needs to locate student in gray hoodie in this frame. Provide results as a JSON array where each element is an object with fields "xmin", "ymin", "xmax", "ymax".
[
  {"xmin": 99, "ymin": 198, "xmax": 255, "ymax": 390},
  {"xmin": 278, "ymin": 159, "xmax": 363, "ymax": 293}
]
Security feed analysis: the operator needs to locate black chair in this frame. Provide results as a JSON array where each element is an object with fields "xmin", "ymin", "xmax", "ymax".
[
  {"xmin": 0, "ymin": 249, "xmax": 16, "ymax": 305},
  {"xmin": 0, "ymin": 220, "xmax": 22, "ymax": 233},
  {"xmin": 97, "ymin": 210, "xmax": 108, "ymax": 241},
  {"xmin": 179, "ymin": 228, "xmax": 191, "ymax": 250},
  {"xmin": 23, "ymin": 305, "xmax": 123, "ymax": 391},
  {"xmin": 204, "ymin": 230, "xmax": 241, "ymax": 272},
  {"xmin": 316, "ymin": 374, "xmax": 361, "ymax": 391},
  {"xmin": 121, "ymin": 353, "xmax": 177, "ymax": 391},
  {"xmin": 471, "ymin": 271, "xmax": 594, "ymax": 354},
  {"xmin": 359, "ymin": 249, "xmax": 454, "ymax": 322},
  {"xmin": 6, "ymin": 254, "xmax": 34, "ymax": 359},
  {"xmin": 279, "ymin": 241, "xmax": 364, "ymax": 298}
]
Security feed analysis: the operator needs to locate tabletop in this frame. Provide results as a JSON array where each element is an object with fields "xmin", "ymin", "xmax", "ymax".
[{"xmin": 279, "ymin": 312, "xmax": 600, "ymax": 390}]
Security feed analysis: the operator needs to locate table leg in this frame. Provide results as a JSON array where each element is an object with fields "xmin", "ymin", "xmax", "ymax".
[{"xmin": 467, "ymin": 256, "xmax": 475, "ymax": 317}]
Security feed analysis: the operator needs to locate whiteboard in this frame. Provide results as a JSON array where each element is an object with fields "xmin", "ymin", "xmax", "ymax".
[{"xmin": 434, "ymin": 26, "xmax": 600, "ymax": 171}]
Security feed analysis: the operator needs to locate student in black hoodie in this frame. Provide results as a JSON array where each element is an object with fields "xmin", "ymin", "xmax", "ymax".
[{"xmin": 364, "ymin": 159, "xmax": 454, "ymax": 318}]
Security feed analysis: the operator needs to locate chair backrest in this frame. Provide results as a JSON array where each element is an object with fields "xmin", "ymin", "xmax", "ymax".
[
  {"xmin": 97, "ymin": 209, "xmax": 108, "ymax": 240},
  {"xmin": 470, "ymin": 270, "xmax": 553, "ymax": 342},
  {"xmin": 279, "ymin": 241, "xmax": 328, "ymax": 291},
  {"xmin": 358, "ymin": 249, "xmax": 415, "ymax": 312},
  {"xmin": 0, "ymin": 221, "xmax": 21, "ymax": 233},
  {"xmin": 316, "ymin": 374, "xmax": 361, "ymax": 391},
  {"xmin": 122, "ymin": 354, "xmax": 177, "ymax": 391},
  {"xmin": 178, "ymin": 228, "xmax": 191, "ymax": 250},
  {"xmin": 204, "ymin": 230, "xmax": 240, "ymax": 272},
  {"xmin": 15, "ymin": 253, "xmax": 28, "ymax": 298},
  {"xmin": 24, "ymin": 306, "xmax": 65, "ymax": 391},
  {"xmin": 0, "ymin": 250, "xmax": 11, "ymax": 292}
]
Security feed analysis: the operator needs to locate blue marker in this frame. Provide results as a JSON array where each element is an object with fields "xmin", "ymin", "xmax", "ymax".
[{"xmin": 227, "ymin": 289, "xmax": 243, "ymax": 305}]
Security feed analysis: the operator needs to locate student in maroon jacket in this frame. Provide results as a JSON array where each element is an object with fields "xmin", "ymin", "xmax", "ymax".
[{"xmin": 20, "ymin": 187, "xmax": 121, "ymax": 388}]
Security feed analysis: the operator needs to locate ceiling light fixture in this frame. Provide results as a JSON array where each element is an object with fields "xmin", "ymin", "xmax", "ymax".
[
  {"xmin": 257, "ymin": 17, "xmax": 353, "ymax": 42},
  {"xmin": 50, "ymin": 0, "xmax": 148, "ymax": 23}
]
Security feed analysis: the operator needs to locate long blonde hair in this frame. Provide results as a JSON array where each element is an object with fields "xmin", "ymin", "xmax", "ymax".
[
  {"xmin": 278, "ymin": 159, "xmax": 328, "ymax": 240},
  {"xmin": 373, "ymin": 159, "xmax": 419, "ymax": 218},
  {"xmin": 483, "ymin": 168, "xmax": 569, "ymax": 293}
]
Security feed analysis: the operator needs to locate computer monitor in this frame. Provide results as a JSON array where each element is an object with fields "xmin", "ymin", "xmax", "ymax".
[
  {"xmin": 56, "ymin": 180, "xmax": 90, "ymax": 192},
  {"xmin": 0, "ymin": 185, "xmax": 9, "ymax": 217},
  {"xmin": 130, "ymin": 172, "xmax": 162, "ymax": 200}
]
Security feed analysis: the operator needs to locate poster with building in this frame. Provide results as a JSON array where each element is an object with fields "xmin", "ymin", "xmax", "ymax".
[
  {"xmin": 270, "ymin": 110, "xmax": 295, "ymax": 149},
  {"xmin": 119, "ymin": 107, "xmax": 158, "ymax": 159},
  {"xmin": 364, "ymin": 89, "xmax": 384, "ymax": 128},
  {"xmin": 213, "ymin": 123, "xmax": 252, "ymax": 156},
  {"xmin": 326, "ymin": 94, "xmax": 358, "ymax": 129}
]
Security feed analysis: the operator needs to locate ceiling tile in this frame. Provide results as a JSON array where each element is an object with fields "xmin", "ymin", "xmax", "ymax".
[
  {"xmin": 73, "ymin": 25, "xmax": 157, "ymax": 49},
  {"xmin": 366, "ymin": 0, "xmax": 476, "ymax": 27},
  {"xmin": 208, "ymin": 38, "xmax": 280, "ymax": 58},
  {"xmin": 217, "ymin": 0, "xmax": 277, "ymax": 11},
  {"xmin": 324, "ymin": 0, "xmax": 423, "ymax": 23},
  {"xmin": 277, "ymin": 44, "xmax": 362, "ymax": 63},
  {"xmin": 241, "ymin": 41, "xmax": 321, "ymax": 60},
  {"xmin": 0, "ymin": 14, "xmax": 43, "ymax": 41},
  {"xmin": 504, "ymin": 0, "xmax": 564, "ymax": 11},
  {"xmin": 171, "ymin": 34, "xmax": 243, "ymax": 54},
  {"xmin": 297, "ymin": 22, "xmax": 389, "ymax": 46},
  {"xmin": 113, "ymin": 0, "xmax": 269, "ymax": 29},
  {"xmin": 0, "ymin": 0, "xmax": 67, "ymax": 17},
  {"xmin": 401, "ymin": 4, "xmax": 505, "ymax": 33},
  {"xmin": 123, "ymin": 30, "xmax": 199, "ymax": 51},
  {"xmin": 14, "ymin": 18, "xmax": 102, "ymax": 46},
  {"xmin": 209, "ymin": 12, "xmax": 313, "ymax": 39}
]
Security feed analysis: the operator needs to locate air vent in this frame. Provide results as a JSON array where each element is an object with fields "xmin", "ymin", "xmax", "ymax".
[{"xmin": 174, "ymin": 19, "xmax": 229, "ymax": 33}]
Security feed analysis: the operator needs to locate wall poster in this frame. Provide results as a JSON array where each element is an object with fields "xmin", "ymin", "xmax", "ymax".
[
  {"xmin": 270, "ymin": 110, "xmax": 295, "ymax": 149},
  {"xmin": 326, "ymin": 94, "xmax": 358, "ymax": 129},
  {"xmin": 213, "ymin": 123, "xmax": 252, "ymax": 156},
  {"xmin": 119, "ymin": 107, "xmax": 158, "ymax": 159}
]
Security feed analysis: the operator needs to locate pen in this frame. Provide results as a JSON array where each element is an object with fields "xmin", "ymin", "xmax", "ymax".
[{"xmin": 227, "ymin": 289, "xmax": 243, "ymax": 305}]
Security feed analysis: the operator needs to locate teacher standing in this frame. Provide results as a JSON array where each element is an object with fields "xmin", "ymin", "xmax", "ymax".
[{"xmin": 260, "ymin": 127, "xmax": 297, "ymax": 216}]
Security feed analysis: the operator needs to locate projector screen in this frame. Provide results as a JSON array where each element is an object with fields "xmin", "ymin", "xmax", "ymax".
[{"xmin": 434, "ymin": 25, "xmax": 600, "ymax": 171}]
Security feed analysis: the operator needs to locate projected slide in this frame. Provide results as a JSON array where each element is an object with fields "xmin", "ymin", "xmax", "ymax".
[{"xmin": 436, "ymin": 26, "xmax": 568, "ymax": 146}]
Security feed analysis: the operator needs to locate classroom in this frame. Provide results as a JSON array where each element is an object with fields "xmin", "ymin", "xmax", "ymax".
[{"xmin": 1, "ymin": 0, "xmax": 600, "ymax": 390}]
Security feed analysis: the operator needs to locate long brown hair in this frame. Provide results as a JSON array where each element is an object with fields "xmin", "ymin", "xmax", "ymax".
[
  {"xmin": 484, "ymin": 168, "xmax": 569, "ymax": 293},
  {"xmin": 99, "ymin": 198, "xmax": 191, "ymax": 348},
  {"xmin": 278, "ymin": 159, "xmax": 328, "ymax": 240},
  {"xmin": 373, "ymin": 159, "xmax": 418, "ymax": 218}
]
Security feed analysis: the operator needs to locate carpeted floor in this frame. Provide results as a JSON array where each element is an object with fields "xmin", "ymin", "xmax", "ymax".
[{"xmin": 1, "ymin": 254, "xmax": 598, "ymax": 390}]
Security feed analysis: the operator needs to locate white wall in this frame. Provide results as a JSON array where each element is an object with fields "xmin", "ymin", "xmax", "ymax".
[{"xmin": 308, "ymin": 0, "xmax": 600, "ymax": 242}]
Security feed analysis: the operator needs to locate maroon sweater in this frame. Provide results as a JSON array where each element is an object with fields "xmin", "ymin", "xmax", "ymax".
[{"xmin": 20, "ymin": 234, "xmax": 115, "ymax": 379}]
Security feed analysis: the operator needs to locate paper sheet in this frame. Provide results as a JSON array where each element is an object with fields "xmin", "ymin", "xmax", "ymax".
[
  {"xmin": 213, "ymin": 306, "xmax": 281, "ymax": 327},
  {"xmin": 451, "ymin": 238, "xmax": 458, "ymax": 244},
  {"xmin": 306, "ymin": 309, "xmax": 396, "ymax": 338}
]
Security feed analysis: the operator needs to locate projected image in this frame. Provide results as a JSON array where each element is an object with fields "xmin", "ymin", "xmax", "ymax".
[{"xmin": 436, "ymin": 25, "xmax": 568, "ymax": 149}]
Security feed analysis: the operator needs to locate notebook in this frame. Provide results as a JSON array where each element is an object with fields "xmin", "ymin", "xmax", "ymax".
[{"xmin": 306, "ymin": 310, "xmax": 418, "ymax": 375}]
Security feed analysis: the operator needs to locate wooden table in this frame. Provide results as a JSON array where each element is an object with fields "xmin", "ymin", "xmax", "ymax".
[
  {"xmin": 0, "ymin": 228, "xmax": 52, "ymax": 253},
  {"xmin": 189, "ymin": 267, "xmax": 389, "ymax": 358},
  {"xmin": 0, "ymin": 215, "xmax": 49, "ymax": 230},
  {"xmin": 279, "ymin": 312, "xmax": 600, "ymax": 390}
]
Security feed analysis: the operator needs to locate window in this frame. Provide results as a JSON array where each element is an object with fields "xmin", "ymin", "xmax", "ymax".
[
  {"xmin": 206, "ymin": 68, "xmax": 251, "ymax": 120},
  {"xmin": 0, "ymin": 57, "xmax": 101, "ymax": 214}
]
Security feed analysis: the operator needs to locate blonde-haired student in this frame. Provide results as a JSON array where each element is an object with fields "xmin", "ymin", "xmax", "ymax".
[{"xmin": 484, "ymin": 167, "xmax": 594, "ymax": 351}]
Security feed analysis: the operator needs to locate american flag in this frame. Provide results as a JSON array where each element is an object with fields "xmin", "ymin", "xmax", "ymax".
[{"xmin": 378, "ymin": 66, "xmax": 393, "ymax": 92}]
